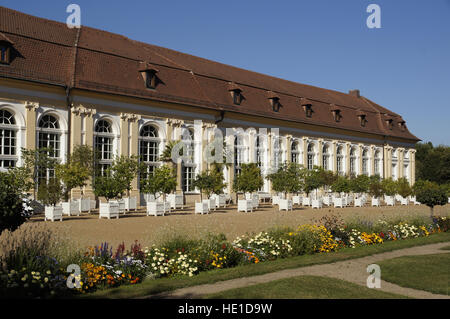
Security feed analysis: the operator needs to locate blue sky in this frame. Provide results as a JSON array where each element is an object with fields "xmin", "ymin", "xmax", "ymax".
[{"xmin": 1, "ymin": 0, "xmax": 449, "ymax": 146}]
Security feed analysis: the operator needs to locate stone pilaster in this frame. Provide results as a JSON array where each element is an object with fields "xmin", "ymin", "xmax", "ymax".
[{"xmin": 25, "ymin": 101, "xmax": 39, "ymax": 150}]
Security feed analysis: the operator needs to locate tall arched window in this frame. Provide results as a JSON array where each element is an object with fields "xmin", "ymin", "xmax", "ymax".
[
  {"xmin": 307, "ymin": 143, "xmax": 315, "ymax": 170},
  {"xmin": 337, "ymin": 146, "xmax": 344, "ymax": 175},
  {"xmin": 182, "ymin": 128, "xmax": 196, "ymax": 192},
  {"xmin": 349, "ymin": 147, "xmax": 357, "ymax": 175},
  {"xmin": 291, "ymin": 140, "xmax": 299, "ymax": 164},
  {"xmin": 403, "ymin": 152, "xmax": 410, "ymax": 182},
  {"xmin": 374, "ymin": 150, "xmax": 381, "ymax": 176},
  {"xmin": 0, "ymin": 109, "xmax": 17, "ymax": 169},
  {"xmin": 139, "ymin": 125, "xmax": 160, "ymax": 180},
  {"xmin": 94, "ymin": 119, "xmax": 114, "ymax": 176},
  {"xmin": 256, "ymin": 135, "xmax": 264, "ymax": 168},
  {"xmin": 234, "ymin": 135, "xmax": 244, "ymax": 176},
  {"xmin": 273, "ymin": 137, "xmax": 282, "ymax": 170},
  {"xmin": 362, "ymin": 149, "xmax": 369, "ymax": 175},
  {"xmin": 322, "ymin": 144, "xmax": 330, "ymax": 171},
  {"xmin": 392, "ymin": 149, "xmax": 398, "ymax": 180},
  {"xmin": 37, "ymin": 114, "xmax": 61, "ymax": 182}
]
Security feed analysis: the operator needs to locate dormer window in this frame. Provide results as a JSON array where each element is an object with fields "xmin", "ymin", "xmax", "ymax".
[
  {"xmin": 228, "ymin": 83, "xmax": 243, "ymax": 105},
  {"xmin": 0, "ymin": 43, "xmax": 10, "ymax": 64},
  {"xmin": 357, "ymin": 111, "xmax": 367, "ymax": 127},
  {"xmin": 267, "ymin": 91, "xmax": 280, "ymax": 112},
  {"xmin": 330, "ymin": 105, "xmax": 341, "ymax": 122},
  {"xmin": 300, "ymin": 98, "xmax": 313, "ymax": 118},
  {"xmin": 398, "ymin": 121, "xmax": 406, "ymax": 131},
  {"xmin": 386, "ymin": 118, "xmax": 393, "ymax": 130},
  {"xmin": 139, "ymin": 62, "xmax": 160, "ymax": 89}
]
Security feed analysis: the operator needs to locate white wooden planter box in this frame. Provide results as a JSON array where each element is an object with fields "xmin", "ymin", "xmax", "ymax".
[
  {"xmin": 385, "ymin": 196, "xmax": 395, "ymax": 206},
  {"xmin": 272, "ymin": 195, "xmax": 280, "ymax": 206},
  {"xmin": 78, "ymin": 198, "xmax": 91, "ymax": 213},
  {"xmin": 400, "ymin": 197, "xmax": 409, "ymax": 206},
  {"xmin": 279, "ymin": 199, "xmax": 293, "ymax": 211},
  {"xmin": 90, "ymin": 200, "xmax": 96, "ymax": 212},
  {"xmin": 238, "ymin": 199, "xmax": 253, "ymax": 213},
  {"xmin": 395, "ymin": 194, "xmax": 403, "ymax": 203},
  {"xmin": 346, "ymin": 196, "xmax": 354, "ymax": 206},
  {"xmin": 123, "ymin": 197, "xmax": 137, "ymax": 211},
  {"xmin": 117, "ymin": 199, "xmax": 126, "ymax": 214},
  {"xmin": 302, "ymin": 197, "xmax": 311, "ymax": 206},
  {"xmin": 372, "ymin": 198, "xmax": 381, "ymax": 207},
  {"xmin": 147, "ymin": 201, "xmax": 170, "ymax": 216},
  {"xmin": 99, "ymin": 202, "xmax": 119, "ymax": 219},
  {"xmin": 203, "ymin": 198, "xmax": 216, "ymax": 211},
  {"xmin": 292, "ymin": 195, "xmax": 302, "ymax": 206},
  {"xmin": 45, "ymin": 206, "xmax": 63, "ymax": 222},
  {"xmin": 211, "ymin": 194, "xmax": 227, "ymax": 208},
  {"xmin": 448, "ymin": 197, "xmax": 450, "ymax": 204},
  {"xmin": 195, "ymin": 202, "xmax": 209, "ymax": 215},
  {"xmin": 333, "ymin": 198, "xmax": 343, "ymax": 208},
  {"xmin": 246, "ymin": 194, "xmax": 259, "ymax": 209},
  {"xmin": 322, "ymin": 196, "xmax": 332, "ymax": 206},
  {"xmin": 311, "ymin": 199, "xmax": 323, "ymax": 209},
  {"xmin": 167, "ymin": 194, "xmax": 184, "ymax": 210},
  {"xmin": 354, "ymin": 198, "xmax": 364, "ymax": 207},
  {"xmin": 62, "ymin": 200, "xmax": 80, "ymax": 216}
]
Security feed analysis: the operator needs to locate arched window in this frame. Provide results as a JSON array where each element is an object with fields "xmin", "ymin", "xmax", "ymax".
[
  {"xmin": 139, "ymin": 125, "xmax": 160, "ymax": 180},
  {"xmin": 362, "ymin": 149, "xmax": 369, "ymax": 175},
  {"xmin": 337, "ymin": 146, "xmax": 344, "ymax": 175},
  {"xmin": 307, "ymin": 143, "xmax": 315, "ymax": 170},
  {"xmin": 349, "ymin": 147, "xmax": 357, "ymax": 175},
  {"xmin": 234, "ymin": 135, "xmax": 244, "ymax": 176},
  {"xmin": 182, "ymin": 128, "xmax": 196, "ymax": 192},
  {"xmin": 291, "ymin": 140, "xmax": 299, "ymax": 164},
  {"xmin": 374, "ymin": 150, "xmax": 381, "ymax": 176},
  {"xmin": 256, "ymin": 135, "xmax": 264, "ymax": 168},
  {"xmin": 403, "ymin": 152, "xmax": 410, "ymax": 182},
  {"xmin": 273, "ymin": 137, "xmax": 282, "ymax": 170},
  {"xmin": 322, "ymin": 144, "xmax": 330, "ymax": 171},
  {"xmin": 391, "ymin": 148, "xmax": 398, "ymax": 180},
  {"xmin": 94, "ymin": 119, "xmax": 114, "ymax": 176},
  {"xmin": 0, "ymin": 109, "xmax": 17, "ymax": 168},
  {"xmin": 37, "ymin": 114, "xmax": 61, "ymax": 182}
]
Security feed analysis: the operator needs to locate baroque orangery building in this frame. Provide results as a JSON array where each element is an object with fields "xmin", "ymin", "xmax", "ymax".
[{"xmin": 0, "ymin": 7, "xmax": 420, "ymax": 204}]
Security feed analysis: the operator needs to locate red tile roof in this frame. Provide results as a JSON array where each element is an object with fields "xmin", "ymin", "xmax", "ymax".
[{"xmin": 0, "ymin": 6, "xmax": 419, "ymax": 142}]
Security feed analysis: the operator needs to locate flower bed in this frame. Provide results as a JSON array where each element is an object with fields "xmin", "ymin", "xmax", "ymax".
[{"xmin": 0, "ymin": 216, "xmax": 448, "ymax": 298}]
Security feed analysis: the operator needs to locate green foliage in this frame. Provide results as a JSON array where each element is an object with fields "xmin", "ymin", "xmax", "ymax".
[
  {"xmin": 415, "ymin": 181, "xmax": 448, "ymax": 211},
  {"xmin": 303, "ymin": 167, "xmax": 324, "ymax": 196},
  {"xmin": 37, "ymin": 178, "xmax": 63, "ymax": 206},
  {"xmin": 266, "ymin": 163, "xmax": 304, "ymax": 196},
  {"xmin": 140, "ymin": 164, "xmax": 177, "ymax": 200},
  {"xmin": 368, "ymin": 175, "xmax": 383, "ymax": 198},
  {"xmin": 0, "ymin": 172, "xmax": 31, "ymax": 233},
  {"xmin": 193, "ymin": 168, "xmax": 226, "ymax": 200},
  {"xmin": 381, "ymin": 177, "xmax": 397, "ymax": 196},
  {"xmin": 20, "ymin": 148, "xmax": 59, "ymax": 195},
  {"xmin": 331, "ymin": 175, "xmax": 351, "ymax": 195},
  {"xmin": 349, "ymin": 174, "xmax": 370, "ymax": 194},
  {"xmin": 112, "ymin": 155, "xmax": 141, "ymax": 196},
  {"xmin": 233, "ymin": 163, "xmax": 264, "ymax": 195},
  {"xmin": 396, "ymin": 177, "xmax": 412, "ymax": 198},
  {"xmin": 92, "ymin": 173, "xmax": 124, "ymax": 201},
  {"xmin": 415, "ymin": 142, "xmax": 450, "ymax": 185},
  {"xmin": 3, "ymin": 167, "xmax": 34, "ymax": 195}
]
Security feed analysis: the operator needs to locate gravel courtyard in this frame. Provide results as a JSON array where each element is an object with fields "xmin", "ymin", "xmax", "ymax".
[{"xmin": 31, "ymin": 204, "xmax": 450, "ymax": 249}]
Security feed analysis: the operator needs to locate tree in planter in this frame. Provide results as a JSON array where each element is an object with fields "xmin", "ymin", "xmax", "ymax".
[
  {"xmin": 233, "ymin": 163, "xmax": 264, "ymax": 200},
  {"xmin": 349, "ymin": 174, "xmax": 370, "ymax": 197},
  {"xmin": 55, "ymin": 145, "xmax": 94, "ymax": 201},
  {"xmin": 92, "ymin": 174, "xmax": 125, "ymax": 202},
  {"xmin": 0, "ymin": 172, "xmax": 32, "ymax": 234},
  {"xmin": 415, "ymin": 181, "xmax": 448, "ymax": 218},
  {"xmin": 140, "ymin": 164, "xmax": 177, "ymax": 202},
  {"xmin": 21, "ymin": 147, "xmax": 59, "ymax": 198},
  {"xmin": 319, "ymin": 169, "xmax": 338, "ymax": 194},
  {"xmin": 381, "ymin": 177, "xmax": 398, "ymax": 197},
  {"xmin": 267, "ymin": 163, "xmax": 304, "ymax": 198},
  {"xmin": 396, "ymin": 177, "xmax": 412, "ymax": 199},
  {"xmin": 368, "ymin": 175, "xmax": 383, "ymax": 200},
  {"xmin": 112, "ymin": 155, "xmax": 142, "ymax": 198},
  {"xmin": 303, "ymin": 167, "xmax": 324, "ymax": 198},
  {"xmin": 37, "ymin": 178, "xmax": 64, "ymax": 207},
  {"xmin": 331, "ymin": 175, "xmax": 351, "ymax": 197},
  {"xmin": 193, "ymin": 168, "xmax": 227, "ymax": 201}
]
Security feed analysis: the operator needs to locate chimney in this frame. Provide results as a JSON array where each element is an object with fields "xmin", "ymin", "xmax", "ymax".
[{"xmin": 349, "ymin": 89, "xmax": 360, "ymax": 98}]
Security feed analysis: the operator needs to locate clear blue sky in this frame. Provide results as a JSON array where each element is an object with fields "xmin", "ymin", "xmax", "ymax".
[{"xmin": 1, "ymin": 0, "xmax": 449, "ymax": 146}]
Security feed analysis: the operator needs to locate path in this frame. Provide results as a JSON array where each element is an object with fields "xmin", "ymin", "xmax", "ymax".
[{"xmin": 144, "ymin": 242, "xmax": 450, "ymax": 299}]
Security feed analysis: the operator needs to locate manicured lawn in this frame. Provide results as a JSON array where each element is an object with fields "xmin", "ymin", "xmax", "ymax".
[
  {"xmin": 82, "ymin": 232, "xmax": 450, "ymax": 299},
  {"xmin": 378, "ymin": 253, "xmax": 450, "ymax": 295},
  {"xmin": 203, "ymin": 275, "xmax": 408, "ymax": 299}
]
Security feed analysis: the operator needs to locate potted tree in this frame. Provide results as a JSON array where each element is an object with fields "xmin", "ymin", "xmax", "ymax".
[
  {"xmin": 38, "ymin": 178, "xmax": 64, "ymax": 222},
  {"xmin": 141, "ymin": 164, "xmax": 177, "ymax": 216},
  {"xmin": 113, "ymin": 155, "xmax": 141, "ymax": 212},
  {"xmin": 266, "ymin": 163, "xmax": 297, "ymax": 211},
  {"xmin": 381, "ymin": 177, "xmax": 397, "ymax": 206},
  {"xmin": 331, "ymin": 176, "xmax": 351, "ymax": 208},
  {"xmin": 396, "ymin": 177, "xmax": 412, "ymax": 205},
  {"xmin": 368, "ymin": 175, "xmax": 383, "ymax": 207},
  {"xmin": 233, "ymin": 163, "xmax": 263, "ymax": 213},
  {"xmin": 350, "ymin": 174, "xmax": 370, "ymax": 207},
  {"xmin": 93, "ymin": 172, "xmax": 124, "ymax": 219}
]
